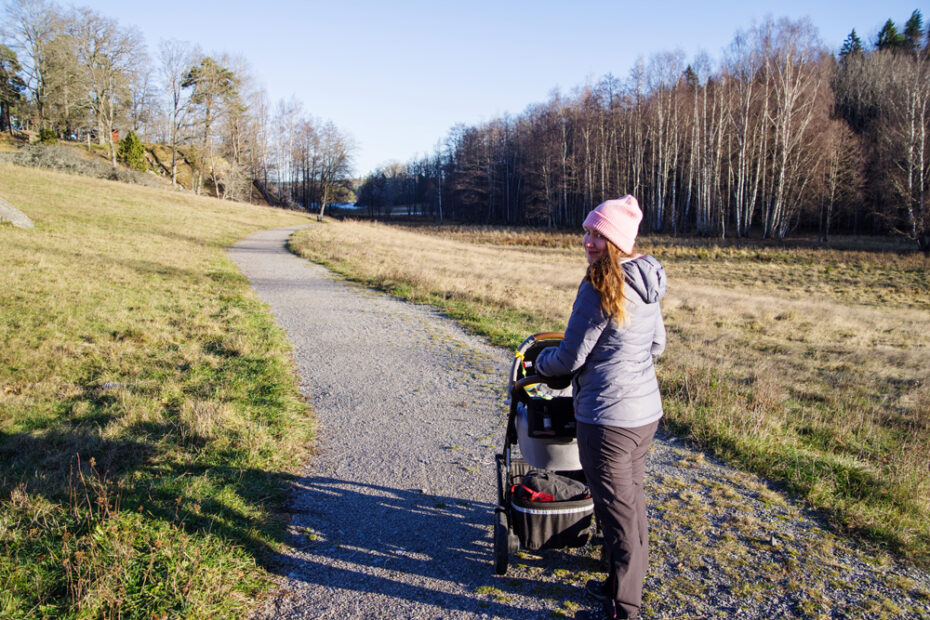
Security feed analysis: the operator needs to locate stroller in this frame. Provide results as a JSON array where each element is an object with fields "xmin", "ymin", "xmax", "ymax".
[{"xmin": 493, "ymin": 332, "xmax": 595, "ymax": 575}]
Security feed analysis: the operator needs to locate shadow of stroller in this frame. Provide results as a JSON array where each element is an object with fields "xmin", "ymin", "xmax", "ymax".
[{"xmin": 266, "ymin": 475, "xmax": 601, "ymax": 618}]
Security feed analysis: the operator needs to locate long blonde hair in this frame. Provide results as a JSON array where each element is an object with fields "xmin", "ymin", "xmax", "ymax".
[{"xmin": 585, "ymin": 240, "xmax": 632, "ymax": 325}]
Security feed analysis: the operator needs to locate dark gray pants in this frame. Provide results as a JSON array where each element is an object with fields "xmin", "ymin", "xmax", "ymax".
[{"xmin": 577, "ymin": 419, "xmax": 659, "ymax": 618}]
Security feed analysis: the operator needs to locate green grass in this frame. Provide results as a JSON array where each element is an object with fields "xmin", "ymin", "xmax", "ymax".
[{"xmin": 0, "ymin": 163, "xmax": 314, "ymax": 617}]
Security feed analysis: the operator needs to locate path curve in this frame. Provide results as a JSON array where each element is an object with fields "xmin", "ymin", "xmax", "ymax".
[
  {"xmin": 230, "ymin": 226, "xmax": 551, "ymax": 618},
  {"xmin": 230, "ymin": 227, "xmax": 930, "ymax": 619}
]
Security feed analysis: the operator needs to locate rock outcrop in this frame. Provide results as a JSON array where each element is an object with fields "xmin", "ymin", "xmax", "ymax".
[{"xmin": 0, "ymin": 197, "xmax": 34, "ymax": 229}]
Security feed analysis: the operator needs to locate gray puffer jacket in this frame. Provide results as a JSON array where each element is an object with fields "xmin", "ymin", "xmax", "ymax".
[{"xmin": 535, "ymin": 255, "xmax": 667, "ymax": 428}]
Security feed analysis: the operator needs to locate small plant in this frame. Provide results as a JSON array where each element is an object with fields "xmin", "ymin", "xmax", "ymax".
[
  {"xmin": 37, "ymin": 127, "xmax": 58, "ymax": 144},
  {"xmin": 475, "ymin": 585, "xmax": 510, "ymax": 602},
  {"xmin": 554, "ymin": 600, "xmax": 584, "ymax": 617},
  {"xmin": 117, "ymin": 130, "xmax": 148, "ymax": 172}
]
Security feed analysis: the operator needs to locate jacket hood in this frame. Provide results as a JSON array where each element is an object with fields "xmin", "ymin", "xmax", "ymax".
[{"xmin": 622, "ymin": 255, "xmax": 666, "ymax": 304}]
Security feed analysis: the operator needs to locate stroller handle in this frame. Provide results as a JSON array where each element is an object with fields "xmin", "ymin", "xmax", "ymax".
[
  {"xmin": 513, "ymin": 375, "xmax": 545, "ymax": 391},
  {"xmin": 511, "ymin": 332, "xmax": 571, "ymax": 398},
  {"xmin": 527, "ymin": 331, "xmax": 564, "ymax": 342},
  {"xmin": 513, "ymin": 373, "xmax": 572, "ymax": 399}
]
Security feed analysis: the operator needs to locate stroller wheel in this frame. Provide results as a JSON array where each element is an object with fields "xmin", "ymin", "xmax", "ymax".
[{"xmin": 493, "ymin": 508, "xmax": 509, "ymax": 575}]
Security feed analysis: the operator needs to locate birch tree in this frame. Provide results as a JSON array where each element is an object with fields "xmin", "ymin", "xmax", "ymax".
[
  {"xmin": 875, "ymin": 49, "xmax": 930, "ymax": 249},
  {"xmin": 725, "ymin": 29, "xmax": 767, "ymax": 236},
  {"xmin": 818, "ymin": 118, "xmax": 863, "ymax": 242},
  {"xmin": 762, "ymin": 17, "xmax": 828, "ymax": 239},
  {"xmin": 645, "ymin": 50, "xmax": 685, "ymax": 231},
  {"xmin": 158, "ymin": 39, "xmax": 197, "ymax": 187},
  {"xmin": 247, "ymin": 88, "xmax": 275, "ymax": 203}
]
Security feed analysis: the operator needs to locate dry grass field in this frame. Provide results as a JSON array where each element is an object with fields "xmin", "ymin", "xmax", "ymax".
[{"xmin": 291, "ymin": 219, "xmax": 930, "ymax": 566}]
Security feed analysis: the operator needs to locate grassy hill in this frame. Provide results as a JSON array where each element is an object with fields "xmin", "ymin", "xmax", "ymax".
[
  {"xmin": 0, "ymin": 162, "xmax": 313, "ymax": 617},
  {"xmin": 0, "ymin": 131, "xmax": 270, "ymax": 205}
]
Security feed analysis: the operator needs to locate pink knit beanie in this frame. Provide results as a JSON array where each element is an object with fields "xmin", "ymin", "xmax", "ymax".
[{"xmin": 583, "ymin": 196, "xmax": 642, "ymax": 254}]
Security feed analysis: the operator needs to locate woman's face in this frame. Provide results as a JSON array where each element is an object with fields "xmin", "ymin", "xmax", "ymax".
[{"xmin": 583, "ymin": 227, "xmax": 608, "ymax": 264}]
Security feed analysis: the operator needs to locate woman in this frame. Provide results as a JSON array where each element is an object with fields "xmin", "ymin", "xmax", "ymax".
[{"xmin": 535, "ymin": 196, "xmax": 666, "ymax": 620}]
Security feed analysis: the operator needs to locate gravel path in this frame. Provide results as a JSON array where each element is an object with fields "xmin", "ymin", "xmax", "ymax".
[{"xmin": 230, "ymin": 227, "xmax": 930, "ymax": 619}]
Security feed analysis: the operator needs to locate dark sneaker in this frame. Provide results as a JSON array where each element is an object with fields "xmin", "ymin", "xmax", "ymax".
[
  {"xmin": 611, "ymin": 601, "xmax": 640, "ymax": 619},
  {"xmin": 584, "ymin": 578, "xmax": 609, "ymax": 603},
  {"xmin": 602, "ymin": 598, "xmax": 618, "ymax": 619}
]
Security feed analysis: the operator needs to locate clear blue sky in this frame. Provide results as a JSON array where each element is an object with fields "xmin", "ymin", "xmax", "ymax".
[{"xmin": 78, "ymin": 0, "xmax": 924, "ymax": 176}]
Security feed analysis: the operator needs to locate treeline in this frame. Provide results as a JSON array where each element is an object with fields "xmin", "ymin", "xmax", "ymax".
[
  {"xmin": 0, "ymin": 0, "xmax": 353, "ymax": 211},
  {"xmin": 358, "ymin": 13, "xmax": 930, "ymax": 249}
]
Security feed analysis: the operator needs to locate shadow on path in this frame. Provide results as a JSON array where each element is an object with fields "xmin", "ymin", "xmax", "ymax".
[{"xmin": 265, "ymin": 475, "xmax": 601, "ymax": 618}]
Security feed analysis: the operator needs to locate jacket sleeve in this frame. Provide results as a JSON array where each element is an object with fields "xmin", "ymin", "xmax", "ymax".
[
  {"xmin": 535, "ymin": 282, "xmax": 607, "ymax": 377},
  {"xmin": 651, "ymin": 307, "xmax": 666, "ymax": 357}
]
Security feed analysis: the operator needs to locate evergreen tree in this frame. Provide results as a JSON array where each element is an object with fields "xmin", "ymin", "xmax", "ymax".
[
  {"xmin": 875, "ymin": 19, "xmax": 906, "ymax": 51},
  {"xmin": 839, "ymin": 29, "xmax": 864, "ymax": 60},
  {"xmin": 904, "ymin": 10, "xmax": 924, "ymax": 51},
  {"xmin": 182, "ymin": 57, "xmax": 239, "ymax": 195},
  {"xmin": 0, "ymin": 44, "xmax": 26, "ymax": 134},
  {"xmin": 681, "ymin": 64, "xmax": 699, "ymax": 88},
  {"xmin": 37, "ymin": 127, "xmax": 57, "ymax": 143},
  {"xmin": 117, "ymin": 130, "xmax": 147, "ymax": 171}
]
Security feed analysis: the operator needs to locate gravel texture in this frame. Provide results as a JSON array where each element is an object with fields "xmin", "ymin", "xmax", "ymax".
[{"xmin": 230, "ymin": 227, "xmax": 930, "ymax": 619}]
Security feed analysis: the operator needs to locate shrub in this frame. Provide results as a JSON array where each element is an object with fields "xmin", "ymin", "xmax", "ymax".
[
  {"xmin": 37, "ymin": 128, "xmax": 58, "ymax": 144},
  {"xmin": 117, "ymin": 130, "xmax": 148, "ymax": 172},
  {"xmin": 3, "ymin": 144, "xmax": 161, "ymax": 188}
]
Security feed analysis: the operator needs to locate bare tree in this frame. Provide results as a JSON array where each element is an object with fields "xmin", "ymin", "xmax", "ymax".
[
  {"xmin": 817, "ymin": 118, "xmax": 863, "ymax": 242},
  {"xmin": 68, "ymin": 7, "xmax": 146, "ymax": 165},
  {"xmin": 247, "ymin": 87, "xmax": 275, "ymax": 203},
  {"xmin": 645, "ymin": 50, "xmax": 685, "ymax": 232},
  {"xmin": 126, "ymin": 58, "xmax": 154, "ymax": 135},
  {"xmin": 158, "ymin": 39, "xmax": 197, "ymax": 187},
  {"xmin": 43, "ymin": 29, "xmax": 87, "ymax": 138},
  {"xmin": 725, "ymin": 29, "xmax": 767, "ymax": 236},
  {"xmin": 2, "ymin": 0, "xmax": 62, "ymax": 129},
  {"xmin": 273, "ymin": 96, "xmax": 302, "ymax": 202},
  {"xmin": 874, "ymin": 49, "xmax": 930, "ymax": 249},
  {"xmin": 761, "ymin": 17, "xmax": 829, "ymax": 239},
  {"xmin": 314, "ymin": 121, "xmax": 355, "ymax": 219}
]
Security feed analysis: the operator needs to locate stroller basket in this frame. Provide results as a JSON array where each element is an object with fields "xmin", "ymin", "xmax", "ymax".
[
  {"xmin": 508, "ymin": 458, "xmax": 594, "ymax": 551},
  {"xmin": 511, "ymin": 495, "xmax": 594, "ymax": 551}
]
